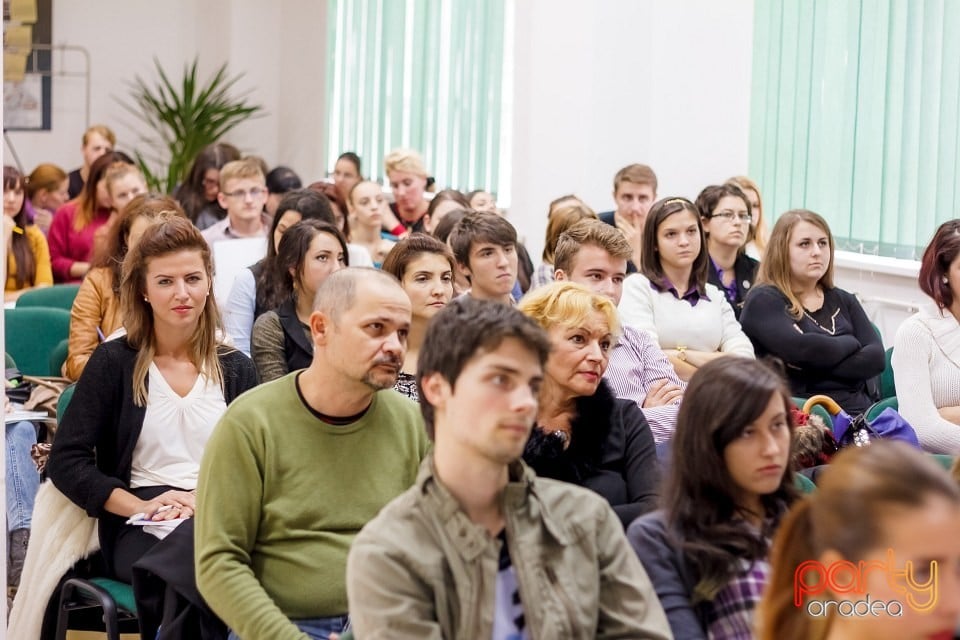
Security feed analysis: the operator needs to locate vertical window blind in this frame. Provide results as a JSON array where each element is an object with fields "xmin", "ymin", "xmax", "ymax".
[{"xmin": 750, "ymin": 0, "xmax": 960, "ymax": 259}]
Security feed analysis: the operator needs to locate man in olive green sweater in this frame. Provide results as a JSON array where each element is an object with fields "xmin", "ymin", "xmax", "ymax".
[{"xmin": 196, "ymin": 269, "xmax": 430, "ymax": 640}]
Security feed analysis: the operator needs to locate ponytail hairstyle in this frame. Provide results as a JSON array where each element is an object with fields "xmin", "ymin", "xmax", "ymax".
[
  {"xmin": 120, "ymin": 215, "xmax": 223, "ymax": 406},
  {"xmin": 665, "ymin": 357, "xmax": 797, "ymax": 602},
  {"xmin": 3, "ymin": 165, "xmax": 35, "ymax": 288},
  {"xmin": 758, "ymin": 442, "xmax": 960, "ymax": 640}
]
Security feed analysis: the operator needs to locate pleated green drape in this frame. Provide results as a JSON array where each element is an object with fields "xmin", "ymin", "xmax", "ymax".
[
  {"xmin": 750, "ymin": 0, "xmax": 960, "ymax": 259},
  {"xmin": 325, "ymin": 0, "xmax": 508, "ymax": 196}
]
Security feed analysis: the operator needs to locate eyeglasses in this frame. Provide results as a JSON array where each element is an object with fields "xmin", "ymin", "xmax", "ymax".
[
  {"xmin": 223, "ymin": 187, "xmax": 267, "ymax": 200},
  {"xmin": 711, "ymin": 210, "xmax": 752, "ymax": 223},
  {"xmin": 202, "ymin": 177, "xmax": 220, "ymax": 189}
]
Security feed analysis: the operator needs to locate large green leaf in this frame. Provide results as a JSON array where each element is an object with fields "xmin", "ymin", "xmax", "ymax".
[{"xmin": 117, "ymin": 57, "xmax": 264, "ymax": 194}]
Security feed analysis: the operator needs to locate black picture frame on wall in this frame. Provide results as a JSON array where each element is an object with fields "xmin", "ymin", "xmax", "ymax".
[{"xmin": 3, "ymin": 0, "xmax": 53, "ymax": 130}]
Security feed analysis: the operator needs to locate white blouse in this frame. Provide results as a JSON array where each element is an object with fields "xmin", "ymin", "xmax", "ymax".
[
  {"xmin": 618, "ymin": 273, "xmax": 755, "ymax": 357},
  {"xmin": 129, "ymin": 362, "xmax": 227, "ymax": 490}
]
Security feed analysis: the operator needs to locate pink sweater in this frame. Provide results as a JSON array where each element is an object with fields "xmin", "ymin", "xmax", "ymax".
[{"xmin": 47, "ymin": 201, "xmax": 111, "ymax": 283}]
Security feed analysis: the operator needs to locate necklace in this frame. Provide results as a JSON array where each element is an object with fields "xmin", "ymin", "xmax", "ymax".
[{"xmin": 803, "ymin": 307, "xmax": 840, "ymax": 335}]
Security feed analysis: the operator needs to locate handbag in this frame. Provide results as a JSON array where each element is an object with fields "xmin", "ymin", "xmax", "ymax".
[{"xmin": 802, "ymin": 395, "xmax": 920, "ymax": 449}]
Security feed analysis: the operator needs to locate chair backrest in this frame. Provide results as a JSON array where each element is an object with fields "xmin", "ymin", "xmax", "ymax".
[
  {"xmin": 4, "ymin": 307, "xmax": 72, "ymax": 376},
  {"xmin": 15, "ymin": 284, "xmax": 82, "ymax": 311},
  {"xmin": 880, "ymin": 347, "xmax": 896, "ymax": 399}
]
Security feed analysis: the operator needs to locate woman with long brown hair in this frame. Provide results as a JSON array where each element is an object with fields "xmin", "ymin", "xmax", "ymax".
[
  {"xmin": 628, "ymin": 357, "xmax": 797, "ymax": 639},
  {"xmin": 740, "ymin": 210, "xmax": 884, "ymax": 415},
  {"xmin": 49, "ymin": 215, "xmax": 257, "ymax": 597}
]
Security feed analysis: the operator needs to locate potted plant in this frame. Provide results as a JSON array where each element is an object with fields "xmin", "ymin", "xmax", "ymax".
[{"xmin": 121, "ymin": 58, "xmax": 264, "ymax": 193}]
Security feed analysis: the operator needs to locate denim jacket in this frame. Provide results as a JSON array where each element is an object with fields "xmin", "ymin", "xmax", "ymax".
[{"xmin": 346, "ymin": 455, "xmax": 672, "ymax": 639}]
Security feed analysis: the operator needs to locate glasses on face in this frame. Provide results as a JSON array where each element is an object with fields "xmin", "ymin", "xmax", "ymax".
[
  {"xmin": 202, "ymin": 178, "xmax": 220, "ymax": 189},
  {"xmin": 712, "ymin": 210, "xmax": 752, "ymax": 223},
  {"xmin": 223, "ymin": 187, "xmax": 267, "ymax": 200}
]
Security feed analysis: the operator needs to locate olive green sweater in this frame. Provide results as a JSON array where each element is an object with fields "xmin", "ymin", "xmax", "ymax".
[{"xmin": 195, "ymin": 372, "xmax": 429, "ymax": 640}]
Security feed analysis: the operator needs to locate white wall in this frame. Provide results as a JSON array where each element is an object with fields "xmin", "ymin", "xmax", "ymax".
[
  {"xmin": 4, "ymin": 0, "xmax": 329, "ymax": 184},
  {"xmin": 509, "ymin": 0, "xmax": 755, "ymax": 257}
]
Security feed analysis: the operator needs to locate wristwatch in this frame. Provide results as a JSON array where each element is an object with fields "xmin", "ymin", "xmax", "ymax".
[{"xmin": 676, "ymin": 345, "xmax": 688, "ymax": 362}]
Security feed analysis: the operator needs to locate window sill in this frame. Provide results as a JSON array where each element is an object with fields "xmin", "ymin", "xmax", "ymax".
[{"xmin": 833, "ymin": 250, "xmax": 920, "ymax": 279}]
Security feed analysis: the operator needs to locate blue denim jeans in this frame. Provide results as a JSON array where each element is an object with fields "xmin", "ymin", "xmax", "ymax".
[
  {"xmin": 228, "ymin": 614, "xmax": 349, "ymax": 640},
  {"xmin": 6, "ymin": 420, "xmax": 40, "ymax": 531}
]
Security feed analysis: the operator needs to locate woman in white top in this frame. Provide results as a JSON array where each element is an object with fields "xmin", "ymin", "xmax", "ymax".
[
  {"xmin": 49, "ymin": 215, "xmax": 257, "ymax": 589},
  {"xmin": 894, "ymin": 220, "xmax": 960, "ymax": 453},
  {"xmin": 618, "ymin": 197, "xmax": 754, "ymax": 380}
]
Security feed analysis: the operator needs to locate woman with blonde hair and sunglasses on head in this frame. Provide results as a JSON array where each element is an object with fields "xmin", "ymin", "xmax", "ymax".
[{"xmin": 758, "ymin": 441, "xmax": 960, "ymax": 640}]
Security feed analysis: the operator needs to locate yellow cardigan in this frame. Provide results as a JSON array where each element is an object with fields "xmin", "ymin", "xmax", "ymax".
[
  {"xmin": 65, "ymin": 266, "xmax": 123, "ymax": 380},
  {"xmin": 5, "ymin": 225, "xmax": 53, "ymax": 291}
]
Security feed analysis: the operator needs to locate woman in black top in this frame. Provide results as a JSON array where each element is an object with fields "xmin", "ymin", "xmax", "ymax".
[
  {"xmin": 518, "ymin": 281, "xmax": 660, "ymax": 528},
  {"xmin": 48, "ymin": 216, "xmax": 257, "ymax": 605},
  {"xmin": 696, "ymin": 184, "xmax": 760, "ymax": 319},
  {"xmin": 740, "ymin": 209, "xmax": 883, "ymax": 415}
]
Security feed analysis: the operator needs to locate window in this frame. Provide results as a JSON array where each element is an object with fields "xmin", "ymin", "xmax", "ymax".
[
  {"xmin": 750, "ymin": 0, "xmax": 960, "ymax": 259},
  {"xmin": 325, "ymin": 0, "xmax": 512, "ymax": 202}
]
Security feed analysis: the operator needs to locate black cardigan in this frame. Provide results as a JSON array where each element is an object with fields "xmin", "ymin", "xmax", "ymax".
[
  {"xmin": 706, "ymin": 253, "xmax": 759, "ymax": 320},
  {"xmin": 48, "ymin": 338, "xmax": 258, "ymax": 562},
  {"xmin": 523, "ymin": 381, "xmax": 660, "ymax": 528},
  {"xmin": 740, "ymin": 284, "xmax": 884, "ymax": 414}
]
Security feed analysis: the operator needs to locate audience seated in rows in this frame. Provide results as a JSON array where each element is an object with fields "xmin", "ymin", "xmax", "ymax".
[
  {"xmin": 740, "ymin": 209, "xmax": 884, "ymax": 416},
  {"xmin": 346, "ymin": 297, "xmax": 672, "ymax": 639},
  {"xmin": 619, "ymin": 197, "xmax": 755, "ymax": 381},
  {"xmin": 518, "ymin": 282, "xmax": 660, "ymax": 527},
  {"xmin": 251, "ymin": 220, "xmax": 347, "ymax": 382},
  {"xmin": 196, "ymin": 268, "xmax": 429, "ymax": 640}
]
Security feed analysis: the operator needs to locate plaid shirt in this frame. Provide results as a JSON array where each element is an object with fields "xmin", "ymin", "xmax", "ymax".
[{"xmin": 703, "ymin": 558, "xmax": 770, "ymax": 640}]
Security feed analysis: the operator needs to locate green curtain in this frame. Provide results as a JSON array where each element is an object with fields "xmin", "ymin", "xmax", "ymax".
[
  {"xmin": 325, "ymin": 0, "xmax": 508, "ymax": 196},
  {"xmin": 750, "ymin": 0, "xmax": 960, "ymax": 259}
]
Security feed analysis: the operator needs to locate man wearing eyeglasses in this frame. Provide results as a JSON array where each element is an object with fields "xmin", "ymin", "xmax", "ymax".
[
  {"xmin": 201, "ymin": 158, "xmax": 270, "ymax": 243},
  {"xmin": 695, "ymin": 184, "xmax": 760, "ymax": 320}
]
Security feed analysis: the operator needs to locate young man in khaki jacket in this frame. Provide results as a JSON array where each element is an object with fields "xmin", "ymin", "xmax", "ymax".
[{"xmin": 346, "ymin": 297, "xmax": 672, "ymax": 639}]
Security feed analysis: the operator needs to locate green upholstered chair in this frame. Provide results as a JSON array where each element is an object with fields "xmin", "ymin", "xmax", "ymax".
[
  {"xmin": 15, "ymin": 283, "xmax": 81, "ymax": 311},
  {"xmin": 4, "ymin": 307, "xmax": 71, "ymax": 376},
  {"xmin": 879, "ymin": 347, "xmax": 896, "ymax": 399}
]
